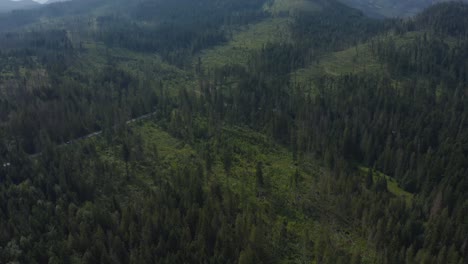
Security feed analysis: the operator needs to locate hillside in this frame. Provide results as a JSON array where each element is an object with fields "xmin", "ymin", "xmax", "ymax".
[
  {"xmin": 0, "ymin": 0, "xmax": 39, "ymax": 12},
  {"xmin": 0, "ymin": 0, "xmax": 467, "ymax": 263},
  {"xmin": 339, "ymin": 0, "xmax": 468, "ymax": 17}
]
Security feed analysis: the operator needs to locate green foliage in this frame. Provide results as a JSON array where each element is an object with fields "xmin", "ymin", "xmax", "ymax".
[
  {"xmin": 415, "ymin": 2, "xmax": 468, "ymax": 37},
  {"xmin": 198, "ymin": 17, "xmax": 291, "ymax": 69},
  {"xmin": 266, "ymin": 0, "xmax": 324, "ymax": 15},
  {"xmin": 0, "ymin": 1, "xmax": 467, "ymax": 264},
  {"xmin": 338, "ymin": 0, "xmax": 461, "ymax": 18}
]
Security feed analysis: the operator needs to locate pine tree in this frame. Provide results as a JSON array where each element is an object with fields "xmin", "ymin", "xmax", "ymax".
[
  {"xmin": 256, "ymin": 162, "xmax": 264, "ymax": 187},
  {"xmin": 366, "ymin": 168, "xmax": 374, "ymax": 189}
]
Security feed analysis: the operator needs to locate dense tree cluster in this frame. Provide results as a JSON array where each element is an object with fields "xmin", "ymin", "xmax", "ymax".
[
  {"xmin": 0, "ymin": 133, "xmax": 277, "ymax": 263},
  {"xmin": 96, "ymin": 0, "xmax": 266, "ymax": 67},
  {"xmin": 0, "ymin": 0, "xmax": 467, "ymax": 263},
  {"xmin": 414, "ymin": 2, "xmax": 468, "ymax": 37},
  {"xmin": 183, "ymin": 4, "xmax": 468, "ymax": 262}
]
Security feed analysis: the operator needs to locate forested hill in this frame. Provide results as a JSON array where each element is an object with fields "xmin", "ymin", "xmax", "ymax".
[
  {"xmin": 339, "ymin": 0, "xmax": 468, "ymax": 17},
  {"xmin": 0, "ymin": 0, "xmax": 39, "ymax": 13},
  {"xmin": 0, "ymin": 0, "xmax": 467, "ymax": 263}
]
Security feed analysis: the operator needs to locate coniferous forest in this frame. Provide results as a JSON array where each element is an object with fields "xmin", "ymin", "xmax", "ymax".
[{"xmin": 0, "ymin": 0, "xmax": 467, "ymax": 263}]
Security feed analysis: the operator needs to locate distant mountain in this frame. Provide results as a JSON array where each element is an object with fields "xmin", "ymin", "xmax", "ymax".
[
  {"xmin": 0, "ymin": 0, "xmax": 106, "ymax": 32},
  {"xmin": 338, "ymin": 0, "xmax": 468, "ymax": 17},
  {"xmin": 44, "ymin": 0, "xmax": 70, "ymax": 4},
  {"xmin": 0, "ymin": 0, "xmax": 39, "ymax": 12}
]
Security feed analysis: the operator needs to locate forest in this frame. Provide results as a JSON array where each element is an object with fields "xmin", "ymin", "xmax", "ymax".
[{"xmin": 0, "ymin": 0, "xmax": 467, "ymax": 263}]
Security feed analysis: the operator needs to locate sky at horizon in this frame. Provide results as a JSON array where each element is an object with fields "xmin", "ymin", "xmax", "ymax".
[{"xmin": 11, "ymin": 0, "xmax": 48, "ymax": 3}]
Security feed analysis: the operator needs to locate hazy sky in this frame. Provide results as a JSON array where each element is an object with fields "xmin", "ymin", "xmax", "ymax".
[{"xmin": 11, "ymin": 0, "xmax": 48, "ymax": 3}]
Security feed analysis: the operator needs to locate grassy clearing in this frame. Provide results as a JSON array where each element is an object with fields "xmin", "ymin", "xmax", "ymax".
[
  {"xmin": 212, "ymin": 127, "xmax": 379, "ymax": 263},
  {"xmin": 292, "ymin": 31, "xmax": 430, "ymax": 91},
  {"xmin": 84, "ymin": 119, "xmax": 378, "ymax": 262},
  {"xmin": 292, "ymin": 43, "xmax": 384, "ymax": 89},
  {"xmin": 197, "ymin": 17, "xmax": 291, "ymax": 69},
  {"xmin": 359, "ymin": 166, "xmax": 414, "ymax": 205},
  {"xmin": 197, "ymin": 0, "xmax": 329, "ymax": 70},
  {"xmin": 90, "ymin": 121, "xmax": 197, "ymax": 202}
]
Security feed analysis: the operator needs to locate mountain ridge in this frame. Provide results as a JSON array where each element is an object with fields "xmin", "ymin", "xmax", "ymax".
[
  {"xmin": 339, "ymin": 0, "xmax": 468, "ymax": 17},
  {"xmin": 0, "ymin": 0, "xmax": 39, "ymax": 12}
]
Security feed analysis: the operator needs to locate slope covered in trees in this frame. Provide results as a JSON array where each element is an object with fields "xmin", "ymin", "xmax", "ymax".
[
  {"xmin": 0, "ymin": 0, "xmax": 39, "ymax": 13},
  {"xmin": 0, "ymin": 0, "xmax": 467, "ymax": 263},
  {"xmin": 338, "ymin": 0, "xmax": 468, "ymax": 18}
]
